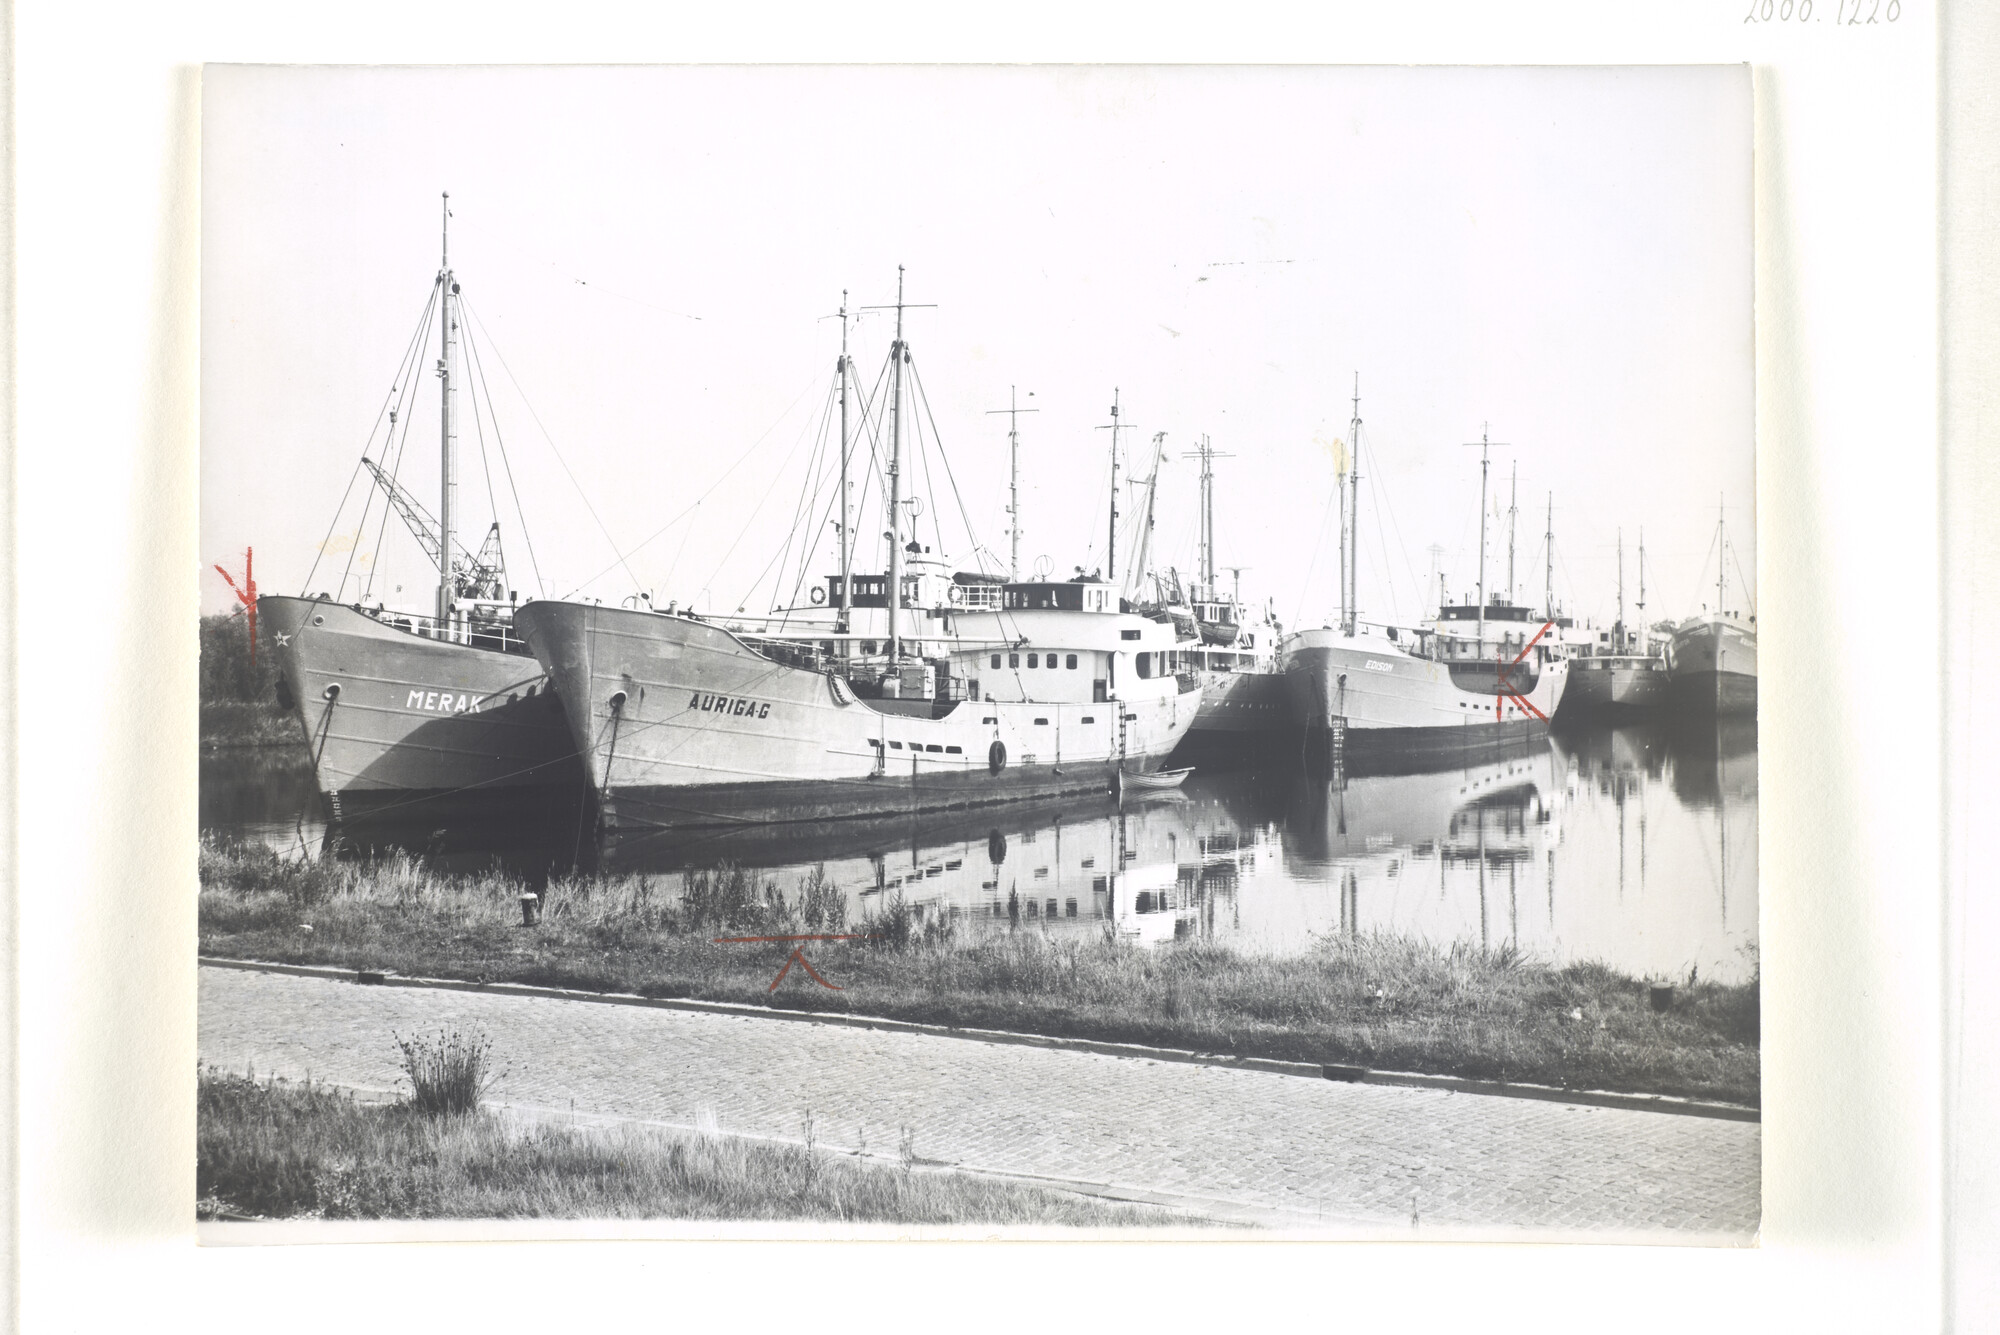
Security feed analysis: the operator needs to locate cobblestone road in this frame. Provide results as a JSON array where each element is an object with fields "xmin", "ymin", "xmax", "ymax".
[{"xmin": 199, "ymin": 966, "xmax": 1759, "ymax": 1238}]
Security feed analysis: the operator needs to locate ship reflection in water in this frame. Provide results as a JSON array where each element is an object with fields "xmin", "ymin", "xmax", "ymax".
[{"xmin": 200, "ymin": 717, "xmax": 1757, "ymax": 986}]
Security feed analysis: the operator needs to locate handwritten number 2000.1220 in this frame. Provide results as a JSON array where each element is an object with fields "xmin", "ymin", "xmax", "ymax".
[{"xmin": 1746, "ymin": 0, "xmax": 1899, "ymax": 19}]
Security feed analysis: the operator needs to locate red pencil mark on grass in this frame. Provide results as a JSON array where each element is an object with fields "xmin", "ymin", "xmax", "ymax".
[
  {"xmin": 214, "ymin": 547, "xmax": 257, "ymax": 666},
  {"xmin": 712, "ymin": 932, "xmax": 881, "ymax": 991}
]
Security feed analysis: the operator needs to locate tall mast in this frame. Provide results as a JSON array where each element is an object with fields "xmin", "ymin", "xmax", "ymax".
[
  {"xmin": 1096, "ymin": 390, "xmax": 1128, "ymax": 584},
  {"xmin": 1637, "ymin": 527, "xmax": 1648, "ymax": 655},
  {"xmin": 836, "ymin": 290, "xmax": 853, "ymax": 637},
  {"xmin": 1544, "ymin": 492, "xmax": 1554, "ymax": 619},
  {"xmin": 1462, "ymin": 423, "xmax": 1513, "ymax": 643},
  {"xmin": 1200, "ymin": 435, "xmax": 1214, "ymax": 597},
  {"xmin": 1507, "ymin": 463, "xmax": 1518, "ymax": 606},
  {"xmin": 436, "ymin": 192, "xmax": 458, "ymax": 632},
  {"xmin": 987, "ymin": 387, "xmax": 1038, "ymax": 581},
  {"xmin": 1181, "ymin": 433, "xmax": 1236, "ymax": 602},
  {"xmin": 1616, "ymin": 528, "xmax": 1625, "ymax": 652},
  {"xmin": 1345, "ymin": 374, "xmax": 1361, "ymax": 636},
  {"xmin": 886, "ymin": 268, "xmax": 907, "ymax": 663},
  {"xmin": 1716, "ymin": 495, "xmax": 1727, "ymax": 620},
  {"xmin": 1476, "ymin": 426, "xmax": 1490, "ymax": 643}
]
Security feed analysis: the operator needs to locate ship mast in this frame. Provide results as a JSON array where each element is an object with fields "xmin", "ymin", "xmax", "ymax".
[
  {"xmin": 1463, "ymin": 423, "xmax": 1512, "ymax": 645},
  {"xmin": 1182, "ymin": 433, "xmax": 1236, "ymax": 603},
  {"xmin": 1096, "ymin": 390, "xmax": 1129, "ymax": 585},
  {"xmin": 1344, "ymin": 375, "xmax": 1361, "ymax": 636},
  {"xmin": 1507, "ymin": 462, "xmax": 1518, "ymax": 606},
  {"xmin": 1544, "ymin": 493, "xmax": 1554, "ymax": 619},
  {"xmin": 886, "ymin": 268, "xmax": 908, "ymax": 663},
  {"xmin": 986, "ymin": 387, "xmax": 1038, "ymax": 581},
  {"xmin": 836, "ymin": 290, "xmax": 853, "ymax": 639},
  {"xmin": 1616, "ymin": 528, "xmax": 1625, "ymax": 653},
  {"xmin": 1475, "ymin": 426, "xmax": 1490, "ymax": 643},
  {"xmin": 436, "ymin": 192, "xmax": 458, "ymax": 634},
  {"xmin": 1637, "ymin": 528, "xmax": 1648, "ymax": 655},
  {"xmin": 1716, "ymin": 495, "xmax": 1727, "ymax": 620}
]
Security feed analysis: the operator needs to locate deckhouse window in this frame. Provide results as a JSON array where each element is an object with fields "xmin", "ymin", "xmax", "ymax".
[
  {"xmin": 1066, "ymin": 654, "xmax": 1078, "ymax": 669},
  {"xmin": 990, "ymin": 654, "xmax": 1001, "ymax": 669},
  {"xmin": 1008, "ymin": 653, "xmax": 1020, "ymax": 668},
  {"xmin": 1027, "ymin": 653, "xmax": 1039, "ymax": 668}
]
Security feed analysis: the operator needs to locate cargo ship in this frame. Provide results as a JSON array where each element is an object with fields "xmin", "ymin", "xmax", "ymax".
[
  {"xmin": 1558, "ymin": 530, "xmax": 1667, "ymax": 719},
  {"xmin": 1663, "ymin": 503, "xmax": 1757, "ymax": 717},
  {"xmin": 261, "ymin": 198, "xmax": 581, "ymax": 822},
  {"xmin": 515, "ymin": 276, "xmax": 1199, "ymax": 834},
  {"xmin": 1278, "ymin": 400, "xmax": 1568, "ymax": 772},
  {"xmin": 1163, "ymin": 435, "xmax": 1291, "ymax": 765}
]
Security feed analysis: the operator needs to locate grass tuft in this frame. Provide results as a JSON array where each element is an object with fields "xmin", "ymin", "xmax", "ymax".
[{"xmin": 393, "ymin": 1025, "xmax": 499, "ymax": 1116}]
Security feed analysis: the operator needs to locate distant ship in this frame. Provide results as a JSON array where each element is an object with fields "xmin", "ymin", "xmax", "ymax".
[
  {"xmin": 262, "ymin": 198, "xmax": 581, "ymax": 822},
  {"xmin": 515, "ymin": 277, "xmax": 1200, "ymax": 835},
  {"xmin": 1144, "ymin": 435, "xmax": 1290, "ymax": 764},
  {"xmin": 1559, "ymin": 529, "xmax": 1667, "ymax": 719},
  {"xmin": 1278, "ymin": 395, "xmax": 1568, "ymax": 772},
  {"xmin": 1664, "ymin": 502, "xmax": 1757, "ymax": 717}
]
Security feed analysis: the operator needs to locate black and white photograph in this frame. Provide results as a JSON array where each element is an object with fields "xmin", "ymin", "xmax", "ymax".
[{"xmin": 193, "ymin": 63, "xmax": 1757, "ymax": 1239}]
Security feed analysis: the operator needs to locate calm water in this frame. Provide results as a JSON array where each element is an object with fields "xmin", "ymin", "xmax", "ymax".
[{"xmin": 200, "ymin": 718, "xmax": 1758, "ymax": 985}]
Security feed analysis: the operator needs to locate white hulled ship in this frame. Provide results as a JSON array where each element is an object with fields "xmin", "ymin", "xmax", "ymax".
[
  {"xmin": 1663, "ymin": 502, "xmax": 1757, "ymax": 718},
  {"xmin": 515, "ymin": 275, "xmax": 1201, "ymax": 834}
]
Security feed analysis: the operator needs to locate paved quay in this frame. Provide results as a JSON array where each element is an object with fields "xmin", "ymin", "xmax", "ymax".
[{"xmin": 199, "ymin": 964, "xmax": 1760, "ymax": 1238}]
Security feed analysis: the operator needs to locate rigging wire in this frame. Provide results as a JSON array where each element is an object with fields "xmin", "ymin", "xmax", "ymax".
[
  {"xmin": 694, "ymin": 377, "xmax": 839, "ymax": 612},
  {"xmin": 307, "ymin": 279, "xmax": 440, "ymax": 596},
  {"xmin": 909, "ymin": 361, "xmax": 997, "ymax": 577},
  {"xmin": 459, "ymin": 314, "xmax": 506, "ymax": 553},
  {"xmin": 558, "ymin": 371, "xmax": 825, "ymax": 599},
  {"xmin": 1292, "ymin": 476, "xmax": 1342, "ymax": 628},
  {"xmin": 360, "ymin": 290, "xmax": 444, "ymax": 603},
  {"xmin": 355, "ymin": 283, "xmax": 443, "ymax": 602},
  {"xmin": 761, "ymin": 377, "xmax": 841, "ymax": 624},
  {"xmin": 1729, "ymin": 529, "xmax": 1757, "ymax": 617},
  {"xmin": 461, "ymin": 314, "xmax": 547, "ymax": 597},
  {"xmin": 1684, "ymin": 523, "xmax": 1723, "ymax": 617},
  {"xmin": 462, "ymin": 299, "xmax": 644, "ymax": 595}
]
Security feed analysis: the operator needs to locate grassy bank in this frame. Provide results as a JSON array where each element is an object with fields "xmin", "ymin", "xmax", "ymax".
[
  {"xmin": 201, "ymin": 613, "xmax": 304, "ymax": 750},
  {"xmin": 197, "ymin": 1066, "xmax": 1177, "ymax": 1224},
  {"xmin": 199, "ymin": 841, "xmax": 1760, "ymax": 1106}
]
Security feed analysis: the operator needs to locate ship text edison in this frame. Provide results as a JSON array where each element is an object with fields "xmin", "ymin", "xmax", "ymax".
[
  {"xmin": 688, "ymin": 691, "xmax": 772, "ymax": 720},
  {"xmin": 405, "ymin": 688, "xmax": 486, "ymax": 714}
]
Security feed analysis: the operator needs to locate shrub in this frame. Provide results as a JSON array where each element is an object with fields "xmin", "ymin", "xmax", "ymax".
[{"xmin": 393, "ymin": 1026, "xmax": 498, "ymax": 1116}]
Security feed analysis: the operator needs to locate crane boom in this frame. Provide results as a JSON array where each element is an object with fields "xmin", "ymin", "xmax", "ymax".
[{"xmin": 362, "ymin": 457, "xmax": 445, "ymax": 572}]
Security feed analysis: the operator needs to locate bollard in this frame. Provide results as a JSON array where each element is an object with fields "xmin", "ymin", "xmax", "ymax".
[
  {"xmin": 520, "ymin": 891, "xmax": 542, "ymax": 927},
  {"xmin": 1649, "ymin": 983, "xmax": 1675, "ymax": 1012}
]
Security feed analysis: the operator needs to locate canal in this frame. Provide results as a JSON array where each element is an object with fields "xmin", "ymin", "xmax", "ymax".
[{"xmin": 200, "ymin": 717, "xmax": 1757, "ymax": 985}]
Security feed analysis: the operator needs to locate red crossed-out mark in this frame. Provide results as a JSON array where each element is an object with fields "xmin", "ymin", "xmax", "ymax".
[
  {"xmin": 1491, "ymin": 620, "xmax": 1556, "ymax": 723},
  {"xmin": 712, "ymin": 933, "xmax": 880, "ymax": 991},
  {"xmin": 214, "ymin": 547, "xmax": 257, "ymax": 666}
]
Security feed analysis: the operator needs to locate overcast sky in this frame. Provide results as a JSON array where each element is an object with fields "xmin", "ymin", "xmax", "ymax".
[{"xmin": 201, "ymin": 64, "xmax": 1752, "ymax": 634}]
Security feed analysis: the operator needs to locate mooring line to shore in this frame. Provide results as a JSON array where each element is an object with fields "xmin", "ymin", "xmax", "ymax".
[{"xmin": 198, "ymin": 956, "xmax": 1760, "ymax": 1124}]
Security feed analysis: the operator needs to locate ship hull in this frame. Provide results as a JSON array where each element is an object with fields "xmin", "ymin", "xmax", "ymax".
[
  {"xmin": 1277, "ymin": 628, "xmax": 1568, "ymax": 775},
  {"xmin": 1170, "ymin": 669, "xmax": 1293, "ymax": 765},
  {"xmin": 512, "ymin": 599, "xmax": 1201, "ymax": 834},
  {"xmin": 1665, "ymin": 618, "xmax": 1758, "ymax": 718},
  {"xmin": 260, "ymin": 595, "xmax": 584, "ymax": 822},
  {"xmin": 1557, "ymin": 657, "xmax": 1668, "ymax": 719}
]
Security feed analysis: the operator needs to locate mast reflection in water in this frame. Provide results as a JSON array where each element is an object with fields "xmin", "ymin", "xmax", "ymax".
[{"xmin": 201, "ymin": 718, "xmax": 1756, "ymax": 985}]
